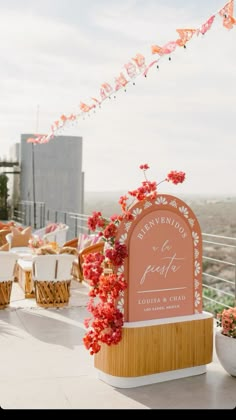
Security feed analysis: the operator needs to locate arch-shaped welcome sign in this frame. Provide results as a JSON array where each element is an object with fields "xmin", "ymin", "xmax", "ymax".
[
  {"xmin": 116, "ymin": 194, "xmax": 202, "ymax": 322},
  {"xmin": 95, "ymin": 194, "xmax": 213, "ymax": 387}
]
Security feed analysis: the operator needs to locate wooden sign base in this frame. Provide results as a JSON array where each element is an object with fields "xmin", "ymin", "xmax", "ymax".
[{"xmin": 94, "ymin": 312, "xmax": 213, "ymax": 388}]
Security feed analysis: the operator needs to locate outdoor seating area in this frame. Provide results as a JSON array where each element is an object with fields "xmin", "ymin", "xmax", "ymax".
[
  {"xmin": 0, "ymin": 220, "xmax": 235, "ymax": 408},
  {"xmin": 0, "ymin": 279, "xmax": 235, "ymax": 409},
  {"xmin": 0, "ymin": 221, "xmax": 105, "ymax": 309}
]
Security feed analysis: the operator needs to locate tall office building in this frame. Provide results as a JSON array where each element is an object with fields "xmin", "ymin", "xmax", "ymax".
[{"xmin": 20, "ymin": 134, "xmax": 84, "ymax": 232}]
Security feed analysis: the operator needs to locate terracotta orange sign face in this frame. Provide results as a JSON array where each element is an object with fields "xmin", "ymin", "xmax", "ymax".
[{"xmin": 116, "ymin": 195, "xmax": 202, "ymax": 322}]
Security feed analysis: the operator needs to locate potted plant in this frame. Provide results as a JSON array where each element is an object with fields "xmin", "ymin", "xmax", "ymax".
[{"xmin": 215, "ymin": 307, "xmax": 236, "ymax": 377}]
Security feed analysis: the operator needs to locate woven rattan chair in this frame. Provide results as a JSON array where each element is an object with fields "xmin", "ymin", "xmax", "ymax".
[
  {"xmin": 62, "ymin": 237, "xmax": 78, "ymax": 249},
  {"xmin": 32, "ymin": 254, "xmax": 74, "ymax": 308},
  {"xmin": 0, "ymin": 251, "xmax": 18, "ymax": 309}
]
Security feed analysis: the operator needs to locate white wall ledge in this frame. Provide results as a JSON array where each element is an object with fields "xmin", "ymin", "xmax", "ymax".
[{"xmin": 124, "ymin": 311, "xmax": 213, "ymax": 328}]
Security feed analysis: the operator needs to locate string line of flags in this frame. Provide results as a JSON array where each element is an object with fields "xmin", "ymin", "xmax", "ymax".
[{"xmin": 27, "ymin": 0, "xmax": 236, "ymax": 145}]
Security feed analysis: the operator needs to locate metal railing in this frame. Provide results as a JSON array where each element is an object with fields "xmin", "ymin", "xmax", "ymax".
[
  {"xmin": 202, "ymin": 233, "xmax": 235, "ymax": 315},
  {"xmin": 14, "ymin": 201, "xmax": 90, "ymax": 239}
]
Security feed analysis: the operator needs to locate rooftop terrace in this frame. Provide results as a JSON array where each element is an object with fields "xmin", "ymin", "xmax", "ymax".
[{"xmin": 0, "ymin": 281, "xmax": 235, "ymax": 409}]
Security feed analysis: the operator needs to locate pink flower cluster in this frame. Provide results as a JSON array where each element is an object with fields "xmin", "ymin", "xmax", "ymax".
[
  {"xmin": 217, "ymin": 307, "xmax": 236, "ymax": 338},
  {"xmin": 83, "ymin": 164, "xmax": 186, "ymax": 355},
  {"xmin": 83, "ymin": 252, "xmax": 127, "ymax": 355},
  {"xmin": 84, "ymin": 301, "xmax": 124, "ymax": 354},
  {"xmin": 105, "ymin": 241, "xmax": 128, "ymax": 266},
  {"xmin": 166, "ymin": 170, "xmax": 185, "ymax": 185}
]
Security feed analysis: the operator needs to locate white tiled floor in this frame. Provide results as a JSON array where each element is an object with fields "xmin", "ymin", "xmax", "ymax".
[{"xmin": 0, "ymin": 281, "xmax": 235, "ymax": 409}]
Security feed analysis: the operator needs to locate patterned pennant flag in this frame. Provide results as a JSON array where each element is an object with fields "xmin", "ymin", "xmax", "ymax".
[
  {"xmin": 101, "ymin": 83, "xmax": 113, "ymax": 93},
  {"xmin": 100, "ymin": 87, "xmax": 107, "ymax": 100},
  {"xmin": 152, "ymin": 41, "xmax": 177, "ymax": 55},
  {"xmin": 115, "ymin": 73, "xmax": 128, "ymax": 91},
  {"xmin": 132, "ymin": 53, "xmax": 146, "ymax": 70},
  {"xmin": 124, "ymin": 62, "xmax": 137, "ymax": 78},
  {"xmin": 143, "ymin": 59, "xmax": 159, "ymax": 77},
  {"xmin": 176, "ymin": 29, "xmax": 196, "ymax": 46},
  {"xmin": 219, "ymin": 0, "xmax": 234, "ymax": 18},
  {"xmin": 80, "ymin": 102, "xmax": 92, "ymax": 112},
  {"xmin": 197, "ymin": 15, "xmax": 215, "ymax": 35},
  {"xmin": 91, "ymin": 97, "xmax": 101, "ymax": 105},
  {"xmin": 219, "ymin": 0, "xmax": 236, "ymax": 29}
]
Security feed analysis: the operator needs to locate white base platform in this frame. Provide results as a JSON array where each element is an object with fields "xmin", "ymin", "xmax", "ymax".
[{"xmin": 97, "ymin": 365, "xmax": 207, "ymax": 389}]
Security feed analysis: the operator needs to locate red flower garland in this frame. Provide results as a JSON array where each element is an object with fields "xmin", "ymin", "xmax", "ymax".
[{"xmin": 83, "ymin": 165, "xmax": 185, "ymax": 355}]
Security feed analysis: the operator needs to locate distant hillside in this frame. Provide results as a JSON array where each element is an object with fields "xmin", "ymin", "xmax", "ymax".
[{"xmin": 84, "ymin": 192, "xmax": 236, "ymax": 236}]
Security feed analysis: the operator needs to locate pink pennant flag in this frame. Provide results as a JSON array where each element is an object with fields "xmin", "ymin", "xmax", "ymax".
[
  {"xmin": 143, "ymin": 59, "xmax": 159, "ymax": 77},
  {"xmin": 132, "ymin": 53, "xmax": 146, "ymax": 70},
  {"xmin": 101, "ymin": 83, "xmax": 113, "ymax": 93},
  {"xmin": 219, "ymin": 0, "xmax": 236, "ymax": 29},
  {"xmin": 151, "ymin": 45, "xmax": 163, "ymax": 55},
  {"xmin": 67, "ymin": 113, "xmax": 76, "ymax": 120},
  {"xmin": 176, "ymin": 29, "xmax": 196, "ymax": 46},
  {"xmin": 115, "ymin": 73, "xmax": 128, "ymax": 91},
  {"xmin": 162, "ymin": 41, "xmax": 177, "ymax": 54},
  {"xmin": 223, "ymin": 14, "xmax": 236, "ymax": 28},
  {"xmin": 40, "ymin": 134, "xmax": 54, "ymax": 144},
  {"xmin": 197, "ymin": 15, "xmax": 215, "ymax": 35},
  {"xmin": 27, "ymin": 135, "xmax": 43, "ymax": 144},
  {"xmin": 219, "ymin": 0, "xmax": 234, "ymax": 18},
  {"xmin": 91, "ymin": 97, "xmax": 101, "ymax": 105},
  {"xmin": 80, "ymin": 102, "xmax": 91, "ymax": 112},
  {"xmin": 100, "ymin": 83, "xmax": 113, "ymax": 100},
  {"xmin": 38, "ymin": 136, "xmax": 47, "ymax": 144},
  {"xmin": 27, "ymin": 137, "xmax": 36, "ymax": 143},
  {"xmin": 152, "ymin": 41, "xmax": 177, "ymax": 55},
  {"xmin": 50, "ymin": 120, "xmax": 61, "ymax": 133},
  {"xmin": 124, "ymin": 61, "xmax": 137, "ymax": 78},
  {"xmin": 100, "ymin": 88, "xmax": 107, "ymax": 100}
]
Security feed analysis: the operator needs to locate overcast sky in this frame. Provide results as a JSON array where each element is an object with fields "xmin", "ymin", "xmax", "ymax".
[{"xmin": 0, "ymin": 0, "xmax": 235, "ymax": 194}]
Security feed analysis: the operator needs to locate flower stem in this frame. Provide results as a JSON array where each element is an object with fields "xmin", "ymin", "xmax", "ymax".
[
  {"xmin": 157, "ymin": 178, "xmax": 167, "ymax": 187},
  {"xmin": 143, "ymin": 170, "xmax": 148, "ymax": 182}
]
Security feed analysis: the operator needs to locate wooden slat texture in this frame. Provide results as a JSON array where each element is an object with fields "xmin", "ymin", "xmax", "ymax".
[
  {"xmin": 0, "ymin": 281, "xmax": 13, "ymax": 309},
  {"xmin": 95, "ymin": 317, "xmax": 213, "ymax": 377},
  {"xmin": 72, "ymin": 260, "xmax": 80, "ymax": 282},
  {"xmin": 16, "ymin": 264, "xmax": 35, "ymax": 298},
  {"xmin": 34, "ymin": 280, "xmax": 71, "ymax": 308}
]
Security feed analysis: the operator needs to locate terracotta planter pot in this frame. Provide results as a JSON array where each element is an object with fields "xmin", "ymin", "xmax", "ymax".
[{"xmin": 215, "ymin": 330, "xmax": 236, "ymax": 377}]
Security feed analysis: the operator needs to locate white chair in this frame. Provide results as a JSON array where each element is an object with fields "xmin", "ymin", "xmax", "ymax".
[
  {"xmin": 32, "ymin": 254, "xmax": 74, "ymax": 308},
  {"xmin": 5, "ymin": 233, "xmax": 12, "ymax": 246},
  {"xmin": 56, "ymin": 254, "xmax": 75, "ymax": 281},
  {"xmin": 34, "ymin": 224, "xmax": 69, "ymax": 247},
  {"xmin": 55, "ymin": 226, "xmax": 69, "ymax": 247},
  {"xmin": 0, "ymin": 251, "xmax": 18, "ymax": 309},
  {"xmin": 33, "ymin": 255, "xmax": 58, "ymax": 281},
  {"xmin": 5, "ymin": 233, "xmax": 32, "ymax": 258}
]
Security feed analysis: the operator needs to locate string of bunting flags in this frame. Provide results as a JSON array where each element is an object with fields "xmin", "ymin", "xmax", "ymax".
[{"xmin": 27, "ymin": 0, "xmax": 236, "ymax": 145}]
